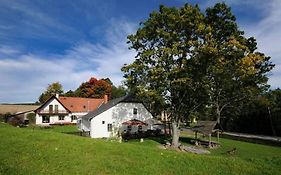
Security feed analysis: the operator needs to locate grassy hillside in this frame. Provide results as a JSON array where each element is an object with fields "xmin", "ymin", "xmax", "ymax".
[{"xmin": 0, "ymin": 123, "xmax": 280, "ymax": 175}]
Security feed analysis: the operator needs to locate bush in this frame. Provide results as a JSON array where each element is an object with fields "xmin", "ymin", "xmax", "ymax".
[
  {"xmin": 27, "ymin": 113, "xmax": 36, "ymax": 124},
  {"xmin": 7, "ymin": 116, "xmax": 24, "ymax": 127},
  {"xmin": 121, "ymin": 129, "xmax": 163, "ymax": 140},
  {"xmin": 0, "ymin": 113, "xmax": 12, "ymax": 123}
]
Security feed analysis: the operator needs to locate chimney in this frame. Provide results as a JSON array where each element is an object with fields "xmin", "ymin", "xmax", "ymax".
[
  {"xmin": 55, "ymin": 93, "xmax": 59, "ymax": 98},
  {"xmin": 104, "ymin": 94, "xmax": 108, "ymax": 104}
]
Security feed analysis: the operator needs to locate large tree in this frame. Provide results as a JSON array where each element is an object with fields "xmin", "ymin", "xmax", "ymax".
[
  {"xmin": 196, "ymin": 4, "xmax": 274, "ymax": 123},
  {"xmin": 111, "ymin": 85, "xmax": 127, "ymax": 99},
  {"xmin": 75, "ymin": 77, "xmax": 112, "ymax": 98},
  {"xmin": 122, "ymin": 3, "xmax": 274, "ymax": 147},
  {"xmin": 122, "ymin": 4, "xmax": 208, "ymax": 147},
  {"xmin": 39, "ymin": 82, "xmax": 64, "ymax": 103}
]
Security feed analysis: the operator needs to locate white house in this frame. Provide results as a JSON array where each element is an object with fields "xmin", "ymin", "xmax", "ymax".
[
  {"xmin": 79, "ymin": 96, "xmax": 154, "ymax": 138},
  {"xmin": 35, "ymin": 94, "xmax": 106, "ymax": 125}
]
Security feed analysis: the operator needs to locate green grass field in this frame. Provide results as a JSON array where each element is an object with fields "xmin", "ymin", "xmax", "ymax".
[{"xmin": 0, "ymin": 123, "xmax": 280, "ymax": 175}]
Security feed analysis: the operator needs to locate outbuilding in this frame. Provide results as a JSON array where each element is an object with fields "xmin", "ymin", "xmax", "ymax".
[{"xmin": 79, "ymin": 96, "xmax": 153, "ymax": 138}]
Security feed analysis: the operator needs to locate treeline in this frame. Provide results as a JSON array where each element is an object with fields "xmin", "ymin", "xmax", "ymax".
[
  {"xmin": 223, "ymin": 88, "xmax": 281, "ymax": 136},
  {"xmin": 38, "ymin": 77, "xmax": 126, "ymax": 103}
]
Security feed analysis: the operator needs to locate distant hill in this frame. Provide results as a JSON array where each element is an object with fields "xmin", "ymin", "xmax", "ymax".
[{"xmin": 0, "ymin": 104, "xmax": 40, "ymax": 114}]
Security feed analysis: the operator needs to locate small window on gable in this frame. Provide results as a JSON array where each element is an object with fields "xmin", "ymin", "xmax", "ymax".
[
  {"xmin": 49, "ymin": 105, "xmax": 53, "ymax": 113},
  {"xmin": 107, "ymin": 124, "xmax": 112, "ymax": 132},
  {"xmin": 138, "ymin": 125, "xmax": 142, "ymax": 131},
  {"xmin": 102, "ymin": 121, "xmax": 105, "ymax": 124},
  {"xmin": 55, "ymin": 105, "xmax": 58, "ymax": 113},
  {"xmin": 133, "ymin": 108, "xmax": 137, "ymax": 115}
]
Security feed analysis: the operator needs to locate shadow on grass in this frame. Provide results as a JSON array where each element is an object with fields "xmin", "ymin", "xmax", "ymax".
[
  {"xmin": 179, "ymin": 137, "xmax": 195, "ymax": 145},
  {"xmin": 148, "ymin": 135, "xmax": 170, "ymax": 144},
  {"xmin": 147, "ymin": 135, "xmax": 196, "ymax": 145},
  {"xmin": 62, "ymin": 131, "xmax": 82, "ymax": 136}
]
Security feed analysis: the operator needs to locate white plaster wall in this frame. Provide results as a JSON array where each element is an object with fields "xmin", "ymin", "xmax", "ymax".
[
  {"xmin": 35, "ymin": 113, "xmax": 42, "ymax": 125},
  {"xmin": 71, "ymin": 112, "xmax": 88, "ymax": 124},
  {"xmin": 35, "ymin": 98, "xmax": 71, "ymax": 125},
  {"xmin": 39, "ymin": 98, "xmax": 67, "ymax": 112},
  {"xmin": 77, "ymin": 117, "xmax": 91, "ymax": 131},
  {"xmin": 36, "ymin": 114, "xmax": 72, "ymax": 125},
  {"xmin": 90, "ymin": 102, "xmax": 153, "ymax": 138}
]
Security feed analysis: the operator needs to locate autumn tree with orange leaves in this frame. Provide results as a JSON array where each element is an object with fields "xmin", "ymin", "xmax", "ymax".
[{"xmin": 75, "ymin": 77, "xmax": 112, "ymax": 98}]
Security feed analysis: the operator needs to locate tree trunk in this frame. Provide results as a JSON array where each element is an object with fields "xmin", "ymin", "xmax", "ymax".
[
  {"xmin": 216, "ymin": 103, "xmax": 221, "ymax": 124},
  {"xmin": 171, "ymin": 121, "xmax": 180, "ymax": 148},
  {"xmin": 267, "ymin": 107, "xmax": 276, "ymax": 136}
]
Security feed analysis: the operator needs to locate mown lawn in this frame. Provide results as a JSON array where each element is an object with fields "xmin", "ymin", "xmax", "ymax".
[{"xmin": 0, "ymin": 123, "xmax": 280, "ymax": 175}]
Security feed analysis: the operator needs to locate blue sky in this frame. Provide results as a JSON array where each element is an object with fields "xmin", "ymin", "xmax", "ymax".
[{"xmin": 0, "ymin": 0, "xmax": 280, "ymax": 103}]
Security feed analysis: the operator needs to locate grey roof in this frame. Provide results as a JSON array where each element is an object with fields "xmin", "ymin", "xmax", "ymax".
[
  {"xmin": 192, "ymin": 121, "xmax": 218, "ymax": 135},
  {"xmin": 82, "ymin": 95, "xmax": 141, "ymax": 121}
]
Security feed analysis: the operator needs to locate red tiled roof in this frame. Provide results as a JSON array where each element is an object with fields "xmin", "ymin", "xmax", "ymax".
[
  {"xmin": 59, "ymin": 97, "xmax": 104, "ymax": 113},
  {"xmin": 122, "ymin": 119, "xmax": 148, "ymax": 126}
]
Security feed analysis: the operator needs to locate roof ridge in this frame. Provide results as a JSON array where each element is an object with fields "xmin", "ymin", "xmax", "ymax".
[
  {"xmin": 82, "ymin": 95, "xmax": 140, "ymax": 120},
  {"xmin": 59, "ymin": 96, "xmax": 104, "ymax": 100}
]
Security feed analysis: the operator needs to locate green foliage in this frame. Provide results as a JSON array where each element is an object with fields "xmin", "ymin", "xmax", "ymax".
[
  {"xmin": 122, "ymin": 3, "xmax": 207, "ymax": 127},
  {"xmin": 26, "ymin": 113, "xmax": 36, "ymax": 124},
  {"xmin": 122, "ymin": 2, "xmax": 274, "ymax": 145},
  {"xmin": 38, "ymin": 82, "xmax": 64, "ymax": 103},
  {"xmin": 39, "ymin": 78, "xmax": 126, "ymax": 102},
  {"xmin": 111, "ymin": 85, "xmax": 127, "ymax": 99},
  {"xmin": 229, "ymin": 88, "xmax": 281, "ymax": 136},
  {"xmin": 64, "ymin": 90, "xmax": 76, "ymax": 97},
  {"xmin": 0, "ymin": 112, "xmax": 12, "ymax": 123},
  {"xmin": 0, "ymin": 123, "xmax": 281, "ymax": 174}
]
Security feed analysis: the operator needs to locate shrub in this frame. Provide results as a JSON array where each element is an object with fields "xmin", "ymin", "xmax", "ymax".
[
  {"xmin": 27, "ymin": 113, "xmax": 36, "ymax": 124},
  {"xmin": 1, "ymin": 113, "xmax": 12, "ymax": 123},
  {"xmin": 7, "ymin": 116, "xmax": 24, "ymax": 127}
]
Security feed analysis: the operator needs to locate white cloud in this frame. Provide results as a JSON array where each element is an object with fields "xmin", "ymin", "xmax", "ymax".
[
  {"xmin": 0, "ymin": 20, "xmax": 136, "ymax": 103},
  {"xmin": 0, "ymin": 46, "xmax": 21, "ymax": 56},
  {"xmin": 240, "ymin": 0, "xmax": 281, "ymax": 89}
]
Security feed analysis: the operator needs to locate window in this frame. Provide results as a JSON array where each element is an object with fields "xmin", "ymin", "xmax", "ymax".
[
  {"xmin": 42, "ymin": 115, "xmax": 50, "ymax": 123},
  {"xmin": 138, "ymin": 125, "xmax": 142, "ymax": 131},
  {"xmin": 107, "ymin": 124, "xmax": 112, "ymax": 132},
  {"xmin": 71, "ymin": 115, "xmax": 77, "ymax": 121},
  {"xmin": 133, "ymin": 108, "xmax": 137, "ymax": 115},
  {"xmin": 127, "ymin": 125, "xmax": 132, "ymax": 132},
  {"xmin": 58, "ymin": 116, "xmax": 65, "ymax": 120},
  {"xmin": 55, "ymin": 105, "xmax": 58, "ymax": 113},
  {"xmin": 49, "ymin": 105, "xmax": 53, "ymax": 113},
  {"xmin": 102, "ymin": 121, "xmax": 105, "ymax": 124},
  {"xmin": 83, "ymin": 105, "xmax": 86, "ymax": 109}
]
